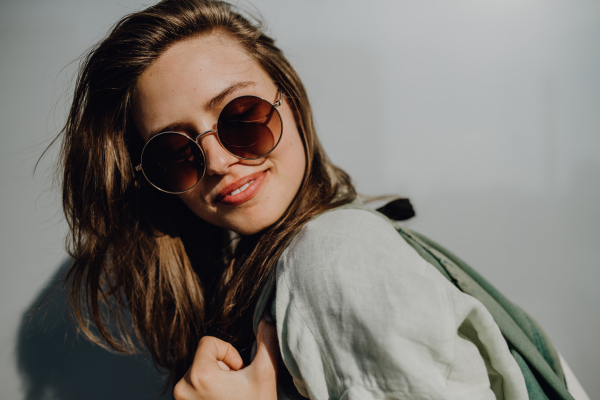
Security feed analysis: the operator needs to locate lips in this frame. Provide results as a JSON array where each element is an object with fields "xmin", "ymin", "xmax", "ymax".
[{"xmin": 216, "ymin": 170, "xmax": 268, "ymax": 205}]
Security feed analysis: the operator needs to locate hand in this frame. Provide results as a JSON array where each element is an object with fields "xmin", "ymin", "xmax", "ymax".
[{"xmin": 173, "ymin": 319, "xmax": 279, "ymax": 400}]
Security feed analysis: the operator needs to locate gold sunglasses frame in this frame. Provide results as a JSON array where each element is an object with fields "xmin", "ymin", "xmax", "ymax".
[{"xmin": 135, "ymin": 92, "xmax": 283, "ymax": 194}]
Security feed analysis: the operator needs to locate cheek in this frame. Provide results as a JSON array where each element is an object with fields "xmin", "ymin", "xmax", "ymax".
[
  {"xmin": 284, "ymin": 133, "xmax": 307, "ymax": 190},
  {"xmin": 281, "ymin": 110, "xmax": 307, "ymax": 182},
  {"xmin": 176, "ymin": 186, "xmax": 211, "ymax": 219},
  {"xmin": 293, "ymin": 144, "xmax": 307, "ymax": 182}
]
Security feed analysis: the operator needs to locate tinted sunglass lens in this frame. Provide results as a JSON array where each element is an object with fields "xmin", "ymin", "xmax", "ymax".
[
  {"xmin": 217, "ymin": 96, "xmax": 282, "ymax": 159},
  {"xmin": 142, "ymin": 132, "xmax": 205, "ymax": 193}
]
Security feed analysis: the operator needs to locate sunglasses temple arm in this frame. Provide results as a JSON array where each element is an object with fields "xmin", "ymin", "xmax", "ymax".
[
  {"xmin": 265, "ymin": 91, "xmax": 282, "ymax": 125},
  {"xmin": 273, "ymin": 91, "xmax": 282, "ymax": 107},
  {"xmin": 260, "ymin": 92, "xmax": 281, "ymax": 126},
  {"xmin": 264, "ymin": 106, "xmax": 276, "ymax": 125}
]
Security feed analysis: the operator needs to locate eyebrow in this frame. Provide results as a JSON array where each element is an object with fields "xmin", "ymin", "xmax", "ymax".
[
  {"xmin": 148, "ymin": 81, "xmax": 256, "ymax": 138},
  {"xmin": 204, "ymin": 81, "xmax": 256, "ymax": 111}
]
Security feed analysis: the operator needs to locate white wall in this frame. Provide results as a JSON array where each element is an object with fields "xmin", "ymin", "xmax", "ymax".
[{"xmin": 1, "ymin": 0, "xmax": 598, "ymax": 399}]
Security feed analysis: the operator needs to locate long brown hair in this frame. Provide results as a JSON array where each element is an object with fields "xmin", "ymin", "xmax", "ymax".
[{"xmin": 57, "ymin": 0, "xmax": 355, "ymax": 385}]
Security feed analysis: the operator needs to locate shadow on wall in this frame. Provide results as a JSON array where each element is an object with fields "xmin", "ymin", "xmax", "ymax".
[{"xmin": 16, "ymin": 259, "xmax": 172, "ymax": 400}]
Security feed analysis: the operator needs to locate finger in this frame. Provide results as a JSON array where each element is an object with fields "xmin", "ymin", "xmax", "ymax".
[
  {"xmin": 195, "ymin": 336, "xmax": 245, "ymax": 371},
  {"xmin": 248, "ymin": 318, "xmax": 279, "ymax": 378},
  {"xmin": 173, "ymin": 374, "xmax": 195, "ymax": 400},
  {"xmin": 257, "ymin": 318, "xmax": 279, "ymax": 359},
  {"xmin": 217, "ymin": 360, "xmax": 231, "ymax": 371}
]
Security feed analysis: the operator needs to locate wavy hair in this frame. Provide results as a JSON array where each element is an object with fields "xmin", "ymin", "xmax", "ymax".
[{"xmin": 56, "ymin": 0, "xmax": 355, "ymax": 386}]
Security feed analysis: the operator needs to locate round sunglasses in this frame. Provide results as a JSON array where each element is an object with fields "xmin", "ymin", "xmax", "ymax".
[{"xmin": 135, "ymin": 92, "xmax": 283, "ymax": 194}]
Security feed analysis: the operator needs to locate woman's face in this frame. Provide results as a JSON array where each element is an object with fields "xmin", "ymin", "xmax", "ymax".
[{"xmin": 133, "ymin": 33, "xmax": 306, "ymax": 235}]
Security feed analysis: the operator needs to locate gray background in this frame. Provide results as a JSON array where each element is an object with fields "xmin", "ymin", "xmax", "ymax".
[{"xmin": 1, "ymin": 0, "xmax": 598, "ymax": 399}]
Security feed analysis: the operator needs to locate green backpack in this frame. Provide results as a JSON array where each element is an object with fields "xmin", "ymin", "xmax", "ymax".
[{"xmin": 253, "ymin": 201, "xmax": 574, "ymax": 400}]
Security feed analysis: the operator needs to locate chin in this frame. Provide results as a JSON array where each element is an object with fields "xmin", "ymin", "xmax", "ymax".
[
  {"xmin": 231, "ymin": 226, "xmax": 263, "ymax": 236},
  {"xmin": 222, "ymin": 209, "xmax": 282, "ymax": 236},
  {"xmin": 226, "ymin": 218, "xmax": 274, "ymax": 236}
]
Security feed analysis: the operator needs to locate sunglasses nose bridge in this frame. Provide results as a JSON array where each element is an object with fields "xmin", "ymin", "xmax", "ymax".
[{"xmin": 196, "ymin": 129, "xmax": 217, "ymax": 145}]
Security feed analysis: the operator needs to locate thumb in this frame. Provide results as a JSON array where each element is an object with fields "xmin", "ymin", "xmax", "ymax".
[{"xmin": 248, "ymin": 318, "xmax": 279, "ymax": 378}]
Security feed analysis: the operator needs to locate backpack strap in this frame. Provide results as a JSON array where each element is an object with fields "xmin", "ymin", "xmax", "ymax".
[
  {"xmin": 325, "ymin": 203, "xmax": 573, "ymax": 399},
  {"xmin": 408, "ymin": 229, "xmax": 566, "ymax": 379},
  {"xmin": 405, "ymin": 229, "xmax": 571, "ymax": 400},
  {"xmin": 253, "ymin": 202, "xmax": 574, "ymax": 400}
]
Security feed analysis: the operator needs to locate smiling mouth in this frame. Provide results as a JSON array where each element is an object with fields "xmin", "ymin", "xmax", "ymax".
[
  {"xmin": 229, "ymin": 180, "xmax": 254, "ymax": 196},
  {"xmin": 216, "ymin": 170, "xmax": 268, "ymax": 206}
]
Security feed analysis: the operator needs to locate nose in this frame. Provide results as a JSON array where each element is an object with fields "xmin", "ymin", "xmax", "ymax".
[{"xmin": 197, "ymin": 130, "xmax": 238, "ymax": 176}]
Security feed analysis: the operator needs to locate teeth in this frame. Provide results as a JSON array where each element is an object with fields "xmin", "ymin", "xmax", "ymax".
[{"xmin": 229, "ymin": 180, "xmax": 254, "ymax": 196}]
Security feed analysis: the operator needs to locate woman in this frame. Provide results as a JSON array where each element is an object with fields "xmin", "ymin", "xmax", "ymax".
[{"xmin": 56, "ymin": 0, "xmax": 585, "ymax": 399}]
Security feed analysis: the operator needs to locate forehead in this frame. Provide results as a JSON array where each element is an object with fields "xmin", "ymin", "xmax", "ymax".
[
  {"xmin": 136, "ymin": 32, "xmax": 260, "ymax": 97},
  {"xmin": 133, "ymin": 32, "xmax": 273, "ymax": 138}
]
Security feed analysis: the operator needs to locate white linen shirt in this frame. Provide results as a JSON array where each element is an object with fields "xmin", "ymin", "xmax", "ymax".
[{"xmin": 273, "ymin": 208, "xmax": 529, "ymax": 400}]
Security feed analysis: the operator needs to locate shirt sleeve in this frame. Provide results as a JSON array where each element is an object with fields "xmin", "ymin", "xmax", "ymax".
[{"xmin": 274, "ymin": 209, "xmax": 527, "ymax": 400}]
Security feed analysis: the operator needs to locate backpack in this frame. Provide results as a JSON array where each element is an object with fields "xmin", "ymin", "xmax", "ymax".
[{"xmin": 253, "ymin": 201, "xmax": 574, "ymax": 400}]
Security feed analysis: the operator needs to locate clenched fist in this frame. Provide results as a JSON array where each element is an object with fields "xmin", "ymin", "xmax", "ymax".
[{"xmin": 174, "ymin": 319, "xmax": 279, "ymax": 400}]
